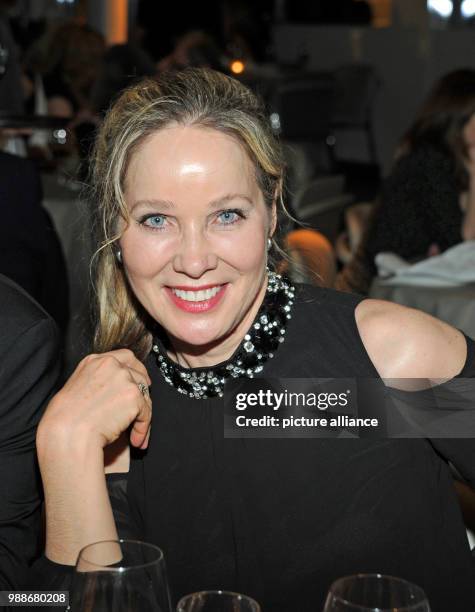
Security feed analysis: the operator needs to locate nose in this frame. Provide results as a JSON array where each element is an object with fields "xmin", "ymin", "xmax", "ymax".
[{"xmin": 172, "ymin": 227, "xmax": 218, "ymax": 278}]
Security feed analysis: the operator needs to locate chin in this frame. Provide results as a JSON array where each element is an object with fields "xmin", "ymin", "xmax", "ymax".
[{"xmin": 163, "ymin": 317, "xmax": 221, "ymax": 346}]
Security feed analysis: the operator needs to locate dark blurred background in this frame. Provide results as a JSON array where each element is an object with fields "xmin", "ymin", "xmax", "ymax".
[
  {"xmin": 2, "ymin": 0, "xmax": 475, "ymax": 385},
  {"xmin": 4, "ymin": 1, "xmax": 475, "ymax": 182}
]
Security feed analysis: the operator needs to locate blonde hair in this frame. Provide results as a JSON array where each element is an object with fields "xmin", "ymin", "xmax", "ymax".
[{"xmin": 90, "ymin": 67, "xmax": 289, "ymax": 360}]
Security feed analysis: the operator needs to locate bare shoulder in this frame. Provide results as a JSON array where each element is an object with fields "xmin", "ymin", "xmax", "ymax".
[{"xmin": 355, "ymin": 299, "xmax": 467, "ymax": 379}]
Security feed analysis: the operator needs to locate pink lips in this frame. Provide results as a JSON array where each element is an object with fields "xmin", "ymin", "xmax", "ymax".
[{"xmin": 165, "ymin": 284, "xmax": 227, "ymax": 313}]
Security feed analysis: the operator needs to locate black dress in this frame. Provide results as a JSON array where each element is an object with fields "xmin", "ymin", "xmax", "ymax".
[{"xmin": 35, "ymin": 284, "xmax": 475, "ymax": 612}]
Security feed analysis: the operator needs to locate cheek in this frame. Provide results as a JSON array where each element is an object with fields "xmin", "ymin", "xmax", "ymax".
[
  {"xmin": 121, "ymin": 232, "xmax": 175, "ymax": 279},
  {"xmin": 220, "ymin": 223, "xmax": 267, "ymax": 272}
]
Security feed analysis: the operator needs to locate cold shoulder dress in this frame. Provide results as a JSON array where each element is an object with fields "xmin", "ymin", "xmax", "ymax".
[{"xmin": 35, "ymin": 284, "xmax": 475, "ymax": 612}]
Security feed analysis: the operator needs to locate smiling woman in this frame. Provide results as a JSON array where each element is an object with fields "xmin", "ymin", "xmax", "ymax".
[
  {"xmin": 33, "ymin": 69, "xmax": 475, "ymax": 612},
  {"xmin": 89, "ymin": 69, "xmax": 284, "ymax": 365},
  {"xmin": 119, "ymin": 125, "xmax": 274, "ymax": 363}
]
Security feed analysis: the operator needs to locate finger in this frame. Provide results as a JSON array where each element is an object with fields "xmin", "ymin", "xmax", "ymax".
[
  {"xmin": 85, "ymin": 350, "xmax": 150, "ymax": 383},
  {"xmin": 127, "ymin": 366, "xmax": 152, "ymax": 392},
  {"xmin": 130, "ymin": 401, "xmax": 152, "ymax": 448},
  {"xmin": 126, "ymin": 373, "xmax": 152, "ymax": 448},
  {"xmin": 139, "ymin": 426, "xmax": 151, "ymax": 450},
  {"xmin": 126, "ymin": 368, "xmax": 152, "ymax": 402},
  {"xmin": 110, "ymin": 359, "xmax": 152, "ymax": 448},
  {"xmin": 107, "ymin": 349, "xmax": 152, "ymax": 386}
]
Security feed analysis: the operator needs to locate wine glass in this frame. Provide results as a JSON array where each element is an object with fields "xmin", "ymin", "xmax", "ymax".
[
  {"xmin": 176, "ymin": 590, "xmax": 261, "ymax": 611},
  {"xmin": 68, "ymin": 539, "xmax": 172, "ymax": 612},
  {"xmin": 323, "ymin": 573, "xmax": 431, "ymax": 611}
]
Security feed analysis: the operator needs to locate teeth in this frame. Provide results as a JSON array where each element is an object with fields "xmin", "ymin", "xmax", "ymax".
[{"xmin": 172, "ymin": 285, "xmax": 222, "ymax": 302}]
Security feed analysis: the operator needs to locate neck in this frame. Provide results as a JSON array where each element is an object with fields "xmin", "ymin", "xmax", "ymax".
[{"xmin": 166, "ymin": 277, "xmax": 269, "ymax": 369}]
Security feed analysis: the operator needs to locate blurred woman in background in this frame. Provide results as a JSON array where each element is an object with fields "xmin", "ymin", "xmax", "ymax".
[
  {"xmin": 156, "ymin": 30, "xmax": 224, "ymax": 74},
  {"xmin": 33, "ymin": 22, "xmax": 105, "ymax": 179},
  {"xmin": 336, "ymin": 69, "xmax": 475, "ymax": 294},
  {"xmin": 41, "ymin": 22, "xmax": 104, "ymax": 121}
]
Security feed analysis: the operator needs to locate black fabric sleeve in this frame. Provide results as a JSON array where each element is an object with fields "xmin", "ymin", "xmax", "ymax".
[
  {"xmin": 0, "ymin": 316, "xmax": 60, "ymax": 590},
  {"xmin": 105, "ymin": 473, "xmax": 141, "ymax": 540},
  {"xmin": 30, "ymin": 473, "xmax": 138, "ymax": 590},
  {"xmin": 429, "ymin": 334, "xmax": 475, "ymax": 487}
]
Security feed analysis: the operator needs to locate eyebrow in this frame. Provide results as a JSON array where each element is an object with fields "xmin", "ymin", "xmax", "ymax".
[{"xmin": 130, "ymin": 193, "xmax": 254, "ymax": 212}]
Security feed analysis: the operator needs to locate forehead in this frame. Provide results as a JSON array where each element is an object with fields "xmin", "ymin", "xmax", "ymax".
[{"xmin": 124, "ymin": 125, "xmax": 259, "ymax": 202}]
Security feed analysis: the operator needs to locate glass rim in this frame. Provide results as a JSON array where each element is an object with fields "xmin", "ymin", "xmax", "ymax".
[
  {"xmin": 76, "ymin": 538, "xmax": 165, "ymax": 573},
  {"xmin": 328, "ymin": 573, "xmax": 429, "ymax": 611},
  {"xmin": 177, "ymin": 589, "xmax": 260, "ymax": 607}
]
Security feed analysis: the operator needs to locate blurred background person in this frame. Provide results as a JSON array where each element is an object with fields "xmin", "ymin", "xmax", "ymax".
[
  {"xmin": 36, "ymin": 22, "xmax": 105, "ymax": 179},
  {"xmin": 220, "ymin": 0, "xmax": 274, "ymax": 62},
  {"xmin": 336, "ymin": 69, "xmax": 475, "ymax": 294},
  {"xmin": 91, "ymin": 42, "xmax": 156, "ymax": 116},
  {"xmin": 0, "ymin": 0, "xmax": 24, "ymax": 116},
  {"xmin": 0, "ymin": 6, "xmax": 69, "ymax": 337},
  {"xmin": 156, "ymin": 30, "xmax": 224, "ymax": 74},
  {"xmin": 40, "ymin": 22, "xmax": 104, "ymax": 122},
  {"xmin": 0, "ymin": 148, "xmax": 69, "ymax": 335}
]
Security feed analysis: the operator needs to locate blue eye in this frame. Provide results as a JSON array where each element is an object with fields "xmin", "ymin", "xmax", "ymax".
[
  {"xmin": 218, "ymin": 210, "xmax": 240, "ymax": 225},
  {"xmin": 143, "ymin": 215, "xmax": 166, "ymax": 229}
]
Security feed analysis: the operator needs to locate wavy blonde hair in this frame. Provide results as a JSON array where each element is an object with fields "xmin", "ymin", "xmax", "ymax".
[{"xmin": 90, "ymin": 67, "xmax": 289, "ymax": 360}]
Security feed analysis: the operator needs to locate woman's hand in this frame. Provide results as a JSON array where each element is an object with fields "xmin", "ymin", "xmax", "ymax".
[
  {"xmin": 37, "ymin": 349, "xmax": 152, "ymax": 565},
  {"xmin": 37, "ymin": 349, "xmax": 152, "ymax": 453}
]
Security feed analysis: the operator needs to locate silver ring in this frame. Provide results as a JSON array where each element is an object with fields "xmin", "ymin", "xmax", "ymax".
[{"xmin": 138, "ymin": 382, "xmax": 149, "ymax": 398}]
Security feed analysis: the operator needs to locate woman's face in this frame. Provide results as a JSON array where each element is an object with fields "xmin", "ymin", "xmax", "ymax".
[{"xmin": 120, "ymin": 125, "xmax": 275, "ymax": 357}]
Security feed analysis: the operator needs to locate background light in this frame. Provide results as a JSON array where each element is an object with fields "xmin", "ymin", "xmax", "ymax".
[
  {"xmin": 428, "ymin": 0, "xmax": 453, "ymax": 18},
  {"xmin": 53, "ymin": 129, "xmax": 67, "ymax": 145},
  {"xmin": 230, "ymin": 60, "xmax": 245, "ymax": 75},
  {"xmin": 462, "ymin": 0, "xmax": 475, "ymax": 18},
  {"xmin": 270, "ymin": 112, "xmax": 281, "ymax": 132}
]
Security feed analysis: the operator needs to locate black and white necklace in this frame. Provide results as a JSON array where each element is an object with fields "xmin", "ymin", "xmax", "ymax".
[{"xmin": 151, "ymin": 271, "xmax": 295, "ymax": 399}]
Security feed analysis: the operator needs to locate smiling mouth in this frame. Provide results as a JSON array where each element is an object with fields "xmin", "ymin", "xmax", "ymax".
[{"xmin": 170, "ymin": 284, "xmax": 225, "ymax": 302}]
